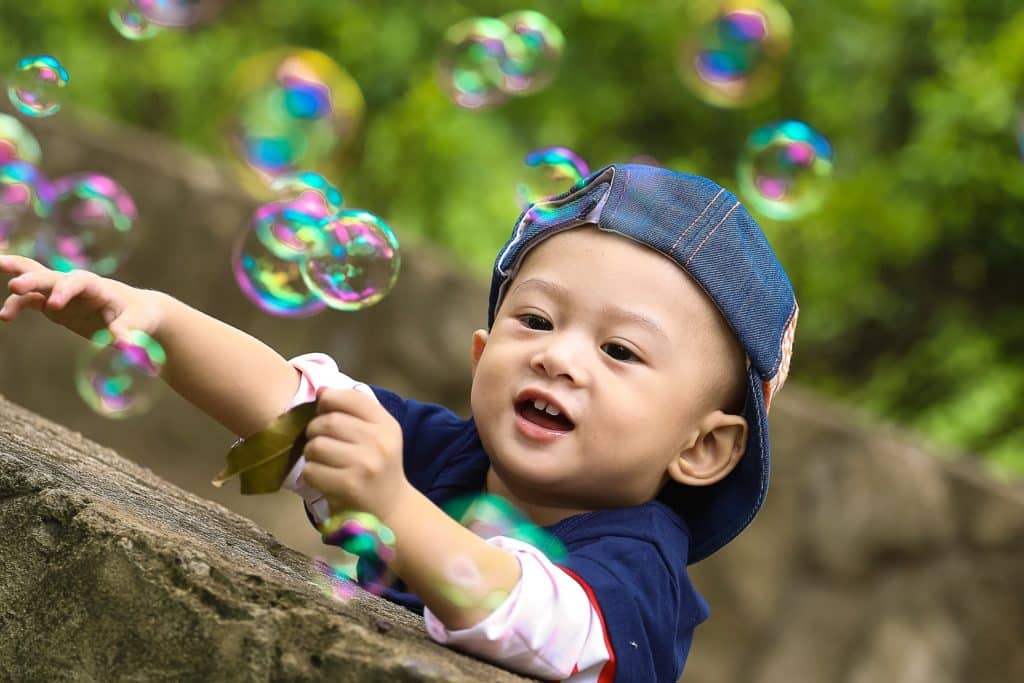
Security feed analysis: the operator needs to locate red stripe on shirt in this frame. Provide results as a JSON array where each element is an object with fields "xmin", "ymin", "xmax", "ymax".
[{"xmin": 558, "ymin": 566, "xmax": 616, "ymax": 683}]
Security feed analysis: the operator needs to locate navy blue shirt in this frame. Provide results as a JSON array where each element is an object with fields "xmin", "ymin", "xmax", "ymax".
[{"xmin": 307, "ymin": 386, "xmax": 710, "ymax": 682}]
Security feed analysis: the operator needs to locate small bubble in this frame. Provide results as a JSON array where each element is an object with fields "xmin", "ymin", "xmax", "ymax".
[
  {"xmin": 109, "ymin": 1, "xmax": 163, "ymax": 41},
  {"xmin": 677, "ymin": 0, "xmax": 792, "ymax": 108},
  {"xmin": 301, "ymin": 210, "xmax": 401, "ymax": 311},
  {"xmin": 736, "ymin": 119, "xmax": 833, "ymax": 220},
  {"xmin": 516, "ymin": 146, "xmax": 590, "ymax": 208},
  {"xmin": 7, "ymin": 55, "xmax": 69, "ymax": 118},
  {"xmin": 232, "ymin": 214, "xmax": 328, "ymax": 318},
  {"xmin": 0, "ymin": 161, "xmax": 54, "ymax": 257},
  {"xmin": 40, "ymin": 173, "xmax": 138, "ymax": 275},
  {"xmin": 75, "ymin": 329, "xmax": 165, "ymax": 419}
]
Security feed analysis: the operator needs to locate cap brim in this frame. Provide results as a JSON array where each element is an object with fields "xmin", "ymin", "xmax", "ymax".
[{"xmin": 658, "ymin": 362, "xmax": 770, "ymax": 564}]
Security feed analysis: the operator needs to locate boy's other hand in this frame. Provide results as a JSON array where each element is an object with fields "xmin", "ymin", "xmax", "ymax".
[
  {"xmin": 0, "ymin": 254, "xmax": 164, "ymax": 343},
  {"xmin": 302, "ymin": 387, "xmax": 409, "ymax": 521}
]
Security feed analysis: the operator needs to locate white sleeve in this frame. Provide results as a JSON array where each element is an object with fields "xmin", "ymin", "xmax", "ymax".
[
  {"xmin": 423, "ymin": 536, "xmax": 612, "ymax": 682},
  {"xmin": 275, "ymin": 352, "xmax": 379, "ymax": 526}
]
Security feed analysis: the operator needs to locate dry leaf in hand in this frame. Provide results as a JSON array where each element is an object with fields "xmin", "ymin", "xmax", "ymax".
[{"xmin": 212, "ymin": 401, "xmax": 317, "ymax": 494}]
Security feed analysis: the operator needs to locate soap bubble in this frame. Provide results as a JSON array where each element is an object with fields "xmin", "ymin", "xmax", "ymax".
[
  {"xmin": 516, "ymin": 146, "xmax": 590, "ymax": 208},
  {"xmin": 437, "ymin": 555, "xmax": 510, "ymax": 610},
  {"xmin": 7, "ymin": 55, "xmax": 69, "ymax": 118},
  {"xmin": 318, "ymin": 511, "xmax": 396, "ymax": 596},
  {"xmin": 135, "ymin": 0, "xmax": 226, "ymax": 28},
  {"xmin": 253, "ymin": 171, "xmax": 344, "ymax": 261},
  {"xmin": 109, "ymin": 1, "xmax": 163, "ymax": 40},
  {"xmin": 301, "ymin": 210, "xmax": 401, "ymax": 311},
  {"xmin": 737, "ymin": 120, "xmax": 833, "ymax": 220},
  {"xmin": 437, "ymin": 12, "xmax": 565, "ymax": 109},
  {"xmin": 38, "ymin": 173, "xmax": 138, "ymax": 275},
  {"xmin": 0, "ymin": 113, "xmax": 41, "ymax": 166},
  {"xmin": 225, "ymin": 48, "xmax": 365, "ymax": 195},
  {"xmin": 75, "ymin": 328, "xmax": 165, "ymax": 419},
  {"xmin": 442, "ymin": 493, "xmax": 567, "ymax": 562},
  {"xmin": 677, "ymin": 0, "xmax": 792, "ymax": 108},
  {"xmin": 437, "ymin": 17, "xmax": 517, "ymax": 110},
  {"xmin": 232, "ymin": 215, "xmax": 327, "ymax": 318},
  {"xmin": 498, "ymin": 10, "xmax": 565, "ymax": 96},
  {"xmin": 0, "ymin": 161, "xmax": 54, "ymax": 257}
]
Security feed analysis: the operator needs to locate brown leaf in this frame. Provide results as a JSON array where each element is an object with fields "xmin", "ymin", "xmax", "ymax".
[{"xmin": 211, "ymin": 401, "xmax": 317, "ymax": 494}]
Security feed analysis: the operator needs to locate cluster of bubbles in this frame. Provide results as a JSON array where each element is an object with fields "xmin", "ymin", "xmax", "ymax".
[
  {"xmin": 516, "ymin": 146, "xmax": 590, "ymax": 209},
  {"xmin": 0, "ymin": 158, "xmax": 138, "ymax": 275},
  {"xmin": 737, "ymin": 119, "xmax": 833, "ymax": 220},
  {"xmin": 224, "ymin": 48, "xmax": 365, "ymax": 196},
  {"xmin": 75, "ymin": 329, "xmax": 166, "ymax": 419},
  {"xmin": 110, "ymin": 0, "xmax": 227, "ymax": 41},
  {"xmin": 7, "ymin": 56, "xmax": 69, "ymax": 118},
  {"xmin": 314, "ymin": 510, "xmax": 397, "ymax": 598},
  {"xmin": 233, "ymin": 171, "xmax": 400, "ymax": 317},
  {"xmin": 438, "ymin": 11, "xmax": 565, "ymax": 110},
  {"xmin": 677, "ymin": 0, "xmax": 792, "ymax": 109}
]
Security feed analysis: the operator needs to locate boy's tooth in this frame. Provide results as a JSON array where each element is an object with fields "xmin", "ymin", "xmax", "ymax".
[
  {"xmin": 533, "ymin": 399, "xmax": 547, "ymax": 411},
  {"xmin": 544, "ymin": 404, "xmax": 561, "ymax": 416}
]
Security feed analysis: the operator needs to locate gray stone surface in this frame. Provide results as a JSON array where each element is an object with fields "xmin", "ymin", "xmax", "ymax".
[{"xmin": 0, "ymin": 396, "xmax": 531, "ymax": 682}]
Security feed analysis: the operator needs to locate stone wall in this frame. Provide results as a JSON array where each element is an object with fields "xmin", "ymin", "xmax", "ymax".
[{"xmin": 1, "ymin": 109, "xmax": 1022, "ymax": 681}]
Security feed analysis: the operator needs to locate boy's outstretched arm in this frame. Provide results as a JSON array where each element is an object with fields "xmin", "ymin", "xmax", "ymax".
[{"xmin": 0, "ymin": 255, "xmax": 300, "ymax": 438}]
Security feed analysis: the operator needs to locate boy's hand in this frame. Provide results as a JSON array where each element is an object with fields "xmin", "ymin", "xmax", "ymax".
[
  {"xmin": 0, "ymin": 254, "xmax": 163, "ymax": 343},
  {"xmin": 302, "ymin": 387, "xmax": 409, "ymax": 521}
]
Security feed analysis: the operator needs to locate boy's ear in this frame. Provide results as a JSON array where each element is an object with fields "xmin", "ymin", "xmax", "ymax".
[
  {"xmin": 470, "ymin": 329, "xmax": 489, "ymax": 375},
  {"xmin": 667, "ymin": 412, "xmax": 748, "ymax": 487}
]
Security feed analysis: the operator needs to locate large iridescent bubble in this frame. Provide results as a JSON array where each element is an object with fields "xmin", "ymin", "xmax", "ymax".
[
  {"xmin": 7, "ymin": 55, "xmax": 69, "ymax": 118},
  {"xmin": 437, "ymin": 12, "xmax": 565, "ymax": 110},
  {"xmin": 0, "ymin": 161, "xmax": 54, "ymax": 257},
  {"xmin": 75, "ymin": 328, "xmax": 165, "ymax": 419},
  {"xmin": 39, "ymin": 174, "xmax": 138, "ymax": 275},
  {"xmin": 225, "ymin": 48, "xmax": 365, "ymax": 196},
  {"xmin": 516, "ymin": 146, "xmax": 590, "ymax": 208},
  {"xmin": 232, "ymin": 213, "xmax": 327, "ymax": 318},
  {"xmin": 301, "ymin": 210, "xmax": 401, "ymax": 311},
  {"xmin": 677, "ymin": 0, "xmax": 792, "ymax": 108},
  {"xmin": 737, "ymin": 120, "xmax": 833, "ymax": 220},
  {"xmin": 0, "ymin": 113, "xmax": 42, "ymax": 166},
  {"xmin": 109, "ymin": 1, "xmax": 164, "ymax": 41}
]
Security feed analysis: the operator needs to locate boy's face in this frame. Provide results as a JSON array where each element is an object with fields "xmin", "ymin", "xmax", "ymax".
[{"xmin": 470, "ymin": 226, "xmax": 748, "ymax": 518}]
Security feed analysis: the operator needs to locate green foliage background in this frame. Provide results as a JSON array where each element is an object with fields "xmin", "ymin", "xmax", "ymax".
[{"xmin": 1, "ymin": 0, "xmax": 1022, "ymax": 476}]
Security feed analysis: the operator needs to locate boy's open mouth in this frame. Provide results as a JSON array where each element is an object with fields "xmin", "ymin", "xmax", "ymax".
[{"xmin": 515, "ymin": 399, "xmax": 576, "ymax": 432}]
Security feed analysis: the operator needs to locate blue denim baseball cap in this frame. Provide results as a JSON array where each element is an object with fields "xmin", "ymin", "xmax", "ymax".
[{"xmin": 486, "ymin": 163, "xmax": 798, "ymax": 564}]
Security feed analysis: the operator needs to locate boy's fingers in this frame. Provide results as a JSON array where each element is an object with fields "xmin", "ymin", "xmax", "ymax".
[
  {"xmin": 0, "ymin": 291, "xmax": 45, "ymax": 320},
  {"xmin": 315, "ymin": 387, "xmax": 383, "ymax": 421},
  {"xmin": 47, "ymin": 270, "xmax": 94, "ymax": 309},
  {"xmin": 306, "ymin": 411, "xmax": 365, "ymax": 442},
  {"xmin": 0, "ymin": 254, "xmax": 46, "ymax": 275},
  {"xmin": 8, "ymin": 270, "xmax": 56, "ymax": 296}
]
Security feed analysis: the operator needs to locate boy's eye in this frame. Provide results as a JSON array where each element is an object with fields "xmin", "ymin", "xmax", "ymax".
[
  {"xmin": 602, "ymin": 343, "xmax": 637, "ymax": 362},
  {"xmin": 519, "ymin": 314, "xmax": 552, "ymax": 330}
]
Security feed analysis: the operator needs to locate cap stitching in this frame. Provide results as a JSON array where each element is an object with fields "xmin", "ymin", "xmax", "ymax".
[
  {"xmin": 683, "ymin": 201, "xmax": 739, "ymax": 267},
  {"xmin": 668, "ymin": 188, "xmax": 724, "ymax": 256}
]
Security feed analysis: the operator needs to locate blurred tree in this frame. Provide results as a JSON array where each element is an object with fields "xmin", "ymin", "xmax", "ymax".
[{"xmin": 0, "ymin": 0, "xmax": 1022, "ymax": 475}]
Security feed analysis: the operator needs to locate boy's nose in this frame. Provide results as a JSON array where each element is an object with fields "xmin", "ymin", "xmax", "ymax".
[{"xmin": 529, "ymin": 336, "xmax": 588, "ymax": 385}]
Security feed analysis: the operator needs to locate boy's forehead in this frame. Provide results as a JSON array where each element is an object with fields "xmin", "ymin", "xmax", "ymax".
[{"xmin": 507, "ymin": 226, "xmax": 727, "ymax": 332}]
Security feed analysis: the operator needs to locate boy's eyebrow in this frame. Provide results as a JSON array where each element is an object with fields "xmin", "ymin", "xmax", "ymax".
[{"xmin": 510, "ymin": 277, "xmax": 671, "ymax": 343}]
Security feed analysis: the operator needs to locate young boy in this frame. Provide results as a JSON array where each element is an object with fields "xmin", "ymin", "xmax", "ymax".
[{"xmin": 0, "ymin": 164, "xmax": 797, "ymax": 682}]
